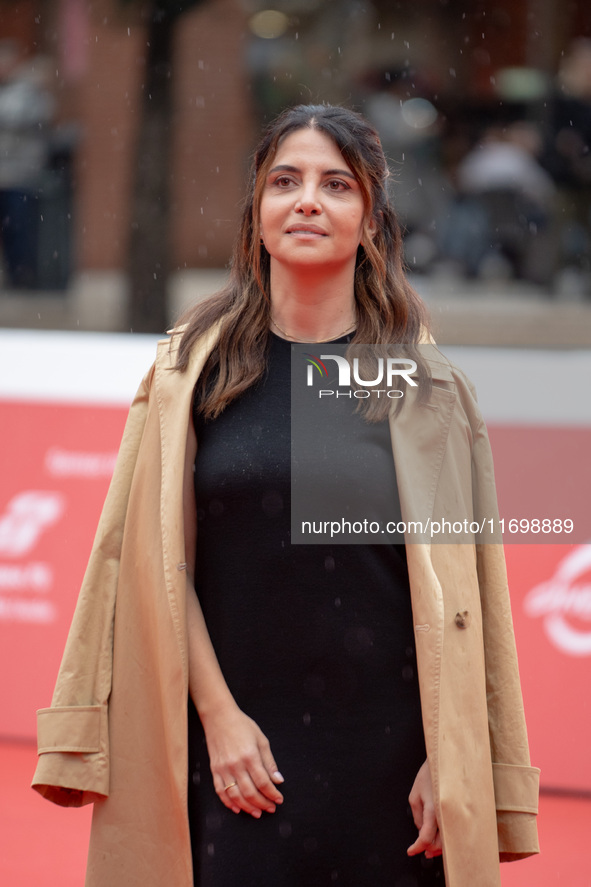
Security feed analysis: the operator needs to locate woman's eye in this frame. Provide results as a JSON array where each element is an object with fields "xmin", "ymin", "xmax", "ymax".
[
  {"xmin": 326, "ymin": 179, "xmax": 349, "ymax": 191},
  {"xmin": 275, "ymin": 176, "xmax": 294, "ymax": 187}
]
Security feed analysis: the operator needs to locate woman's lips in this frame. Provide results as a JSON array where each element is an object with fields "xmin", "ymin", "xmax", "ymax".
[{"xmin": 285, "ymin": 225, "xmax": 328, "ymax": 236}]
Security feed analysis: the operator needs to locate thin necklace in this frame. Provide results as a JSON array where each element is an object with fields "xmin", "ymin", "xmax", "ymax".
[{"xmin": 271, "ymin": 316, "xmax": 356, "ymax": 344}]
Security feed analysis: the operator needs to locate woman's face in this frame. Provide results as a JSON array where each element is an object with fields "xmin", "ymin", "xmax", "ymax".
[{"xmin": 259, "ymin": 128, "xmax": 371, "ymax": 275}]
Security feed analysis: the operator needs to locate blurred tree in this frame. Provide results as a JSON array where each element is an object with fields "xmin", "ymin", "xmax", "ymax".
[{"xmin": 122, "ymin": 0, "xmax": 207, "ymax": 332}]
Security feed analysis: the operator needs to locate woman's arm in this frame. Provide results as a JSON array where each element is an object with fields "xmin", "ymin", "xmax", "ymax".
[
  {"xmin": 183, "ymin": 439, "xmax": 284, "ymax": 818},
  {"xmin": 32, "ymin": 365, "xmax": 155, "ymax": 806}
]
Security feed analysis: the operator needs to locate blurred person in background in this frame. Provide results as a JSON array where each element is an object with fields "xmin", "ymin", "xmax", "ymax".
[
  {"xmin": 32, "ymin": 104, "xmax": 539, "ymax": 887},
  {"xmin": 440, "ymin": 122, "xmax": 556, "ymax": 284},
  {"xmin": 0, "ymin": 41, "xmax": 55, "ymax": 288}
]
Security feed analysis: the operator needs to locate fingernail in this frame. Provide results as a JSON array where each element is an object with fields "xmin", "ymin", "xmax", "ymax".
[
  {"xmin": 231, "ymin": 806, "xmax": 240, "ymax": 814},
  {"xmin": 266, "ymin": 805, "xmax": 276, "ymax": 814},
  {"xmin": 273, "ymin": 771, "xmax": 285, "ymax": 783},
  {"xmin": 252, "ymin": 810, "xmax": 262, "ymax": 819}
]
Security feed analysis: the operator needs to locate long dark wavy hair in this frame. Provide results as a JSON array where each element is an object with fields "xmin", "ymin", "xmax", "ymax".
[{"xmin": 174, "ymin": 103, "xmax": 432, "ymax": 420}]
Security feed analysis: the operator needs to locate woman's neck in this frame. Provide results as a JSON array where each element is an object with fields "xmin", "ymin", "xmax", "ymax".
[{"xmin": 269, "ymin": 262, "xmax": 357, "ymax": 342}]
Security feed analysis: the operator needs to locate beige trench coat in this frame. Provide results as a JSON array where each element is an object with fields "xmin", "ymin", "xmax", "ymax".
[{"xmin": 32, "ymin": 325, "xmax": 540, "ymax": 887}]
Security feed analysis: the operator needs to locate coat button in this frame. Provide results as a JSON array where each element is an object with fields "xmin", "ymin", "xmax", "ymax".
[{"xmin": 455, "ymin": 610, "xmax": 470, "ymax": 628}]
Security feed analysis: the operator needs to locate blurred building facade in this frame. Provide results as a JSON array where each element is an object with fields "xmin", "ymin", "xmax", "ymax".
[
  {"xmin": 1, "ymin": 0, "xmax": 590, "ymax": 306},
  {"xmin": 0, "ymin": 0, "xmax": 253, "ymax": 281}
]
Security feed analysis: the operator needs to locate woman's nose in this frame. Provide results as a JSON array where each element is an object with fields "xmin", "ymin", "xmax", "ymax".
[{"xmin": 295, "ymin": 184, "xmax": 321, "ymax": 214}]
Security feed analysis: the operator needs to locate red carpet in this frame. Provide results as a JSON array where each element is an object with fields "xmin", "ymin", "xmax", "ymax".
[
  {"xmin": 1, "ymin": 741, "xmax": 91, "ymax": 886},
  {"xmin": 1, "ymin": 740, "xmax": 584, "ymax": 885}
]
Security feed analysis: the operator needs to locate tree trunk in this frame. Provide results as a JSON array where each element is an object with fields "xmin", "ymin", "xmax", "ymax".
[{"xmin": 127, "ymin": 8, "xmax": 174, "ymax": 333}]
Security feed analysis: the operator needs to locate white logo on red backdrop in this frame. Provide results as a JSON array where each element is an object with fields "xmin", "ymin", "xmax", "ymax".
[
  {"xmin": 0, "ymin": 448, "xmax": 117, "ymax": 626},
  {"xmin": 0, "ymin": 491, "xmax": 65, "ymax": 623},
  {"xmin": 524, "ymin": 545, "xmax": 591, "ymax": 656},
  {"xmin": 0, "ymin": 490, "xmax": 65, "ymax": 557}
]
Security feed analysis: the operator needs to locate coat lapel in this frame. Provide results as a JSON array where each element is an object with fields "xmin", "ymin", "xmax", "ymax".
[
  {"xmin": 153, "ymin": 324, "xmax": 221, "ymax": 672},
  {"xmin": 388, "ymin": 350, "xmax": 457, "ymax": 543}
]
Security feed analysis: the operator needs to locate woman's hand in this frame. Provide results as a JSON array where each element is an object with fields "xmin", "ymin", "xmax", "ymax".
[
  {"xmin": 407, "ymin": 758, "xmax": 442, "ymax": 859},
  {"xmin": 201, "ymin": 703, "xmax": 285, "ymax": 819}
]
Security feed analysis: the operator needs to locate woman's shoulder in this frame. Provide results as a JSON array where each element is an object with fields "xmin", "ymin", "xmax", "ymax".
[
  {"xmin": 156, "ymin": 319, "xmax": 223, "ymax": 371},
  {"xmin": 414, "ymin": 340, "xmax": 480, "ymax": 415}
]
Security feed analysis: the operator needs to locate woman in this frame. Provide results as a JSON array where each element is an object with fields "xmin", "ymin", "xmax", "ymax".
[{"xmin": 32, "ymin": 105, "xmax": 539, "ymax": 887}]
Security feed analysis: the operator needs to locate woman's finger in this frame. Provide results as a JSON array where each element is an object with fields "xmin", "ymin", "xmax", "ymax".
[
  {"xmin": 214, "ymin": 769, "xmax": 276, "ymax": 818},
  {"xmin": 212, "ymin": 772, "xmax": 243, "ymax": 814},
  {"xmin": 248, "ymin": 753, "xmax": 284, "ymax": 805},
  {"xmin": 407, "ymin": 805, "xmax": 438, "ymax": 856},
  {"xmin": 226, "ymin": 780, "xmax": 265, "ymax": 818},
  {"xmin": 258, "ymin": 739, "xmax": 285, "ymax": 787},
  {"xmin": 235, "ymin": 766, "xmax": 280, "ymax": 815},
  {"xmin": 424, "ymin": 830, "xmax": 443, "ymax": 859},
  {"xmin": 215, "ymin": 774, "xmax": 266, "ymax": 818},
  {"xmin": 407, "ymin": 758, "xmax": 441, "ymax": 858}
]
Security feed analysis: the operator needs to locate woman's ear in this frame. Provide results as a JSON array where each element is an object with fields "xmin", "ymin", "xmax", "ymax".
[{"xmin": 360, "ymin": 216, "xmax": 378, "ymax": 246}]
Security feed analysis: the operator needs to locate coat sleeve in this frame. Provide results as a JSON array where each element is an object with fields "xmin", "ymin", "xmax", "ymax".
[
  {"xmin": 31, "ymin": 363, "xmax": 155, "ymax": 807},
  {"xmin": 468, "ymin": 383, "xmax": 541, "ymax": 860}
]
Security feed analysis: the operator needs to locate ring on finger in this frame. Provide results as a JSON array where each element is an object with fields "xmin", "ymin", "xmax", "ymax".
[{"xmin": 223, "ymin": 781, "xmax": 238, "ymax": 792}]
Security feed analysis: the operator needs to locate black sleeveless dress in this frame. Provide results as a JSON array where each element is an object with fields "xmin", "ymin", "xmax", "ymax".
[{"xmin": 187, "ymin": 333, "xmax": 445, "ymax": 887}]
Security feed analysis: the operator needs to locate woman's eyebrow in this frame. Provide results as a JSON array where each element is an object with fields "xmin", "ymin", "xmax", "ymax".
[{"xmin": 268, "ymin": 164, "xmax": 356, "ymax": 180}]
